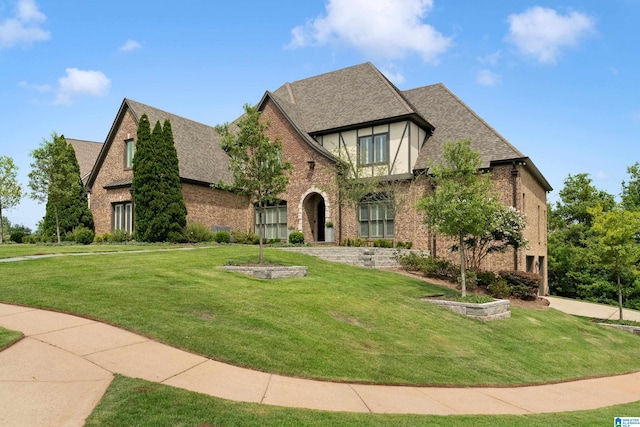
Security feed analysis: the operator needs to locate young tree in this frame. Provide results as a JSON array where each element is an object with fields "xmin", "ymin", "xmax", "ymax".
[
  {"xmin": 132, "ymin": 116, "xmax": 186, "ymax": 242},
  {"xmin": 0, "ymin": 156, "xmax": 23, "ymax": 244},
  {"xmin": 216, "ymin": 104, "xmax": 293, "ymax": 264},
  {"xmin": 29, "ymin": 133, "xmax": 79, "ymax": 243},
  {"xmin": 42, "ymin": 140, "xmax": 93, "ymax": 237},
  {"xmin": 589, "ymin": 205, "xmax": 640, "ymax": 320},
  {"xmin": 417, "ymin": 139, "xmax": 502, "ymax": 296}
]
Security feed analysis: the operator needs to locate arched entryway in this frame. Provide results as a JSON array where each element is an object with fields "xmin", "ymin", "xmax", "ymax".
[{"xmin": 302, "ymin": 192, "xmax": 326, "ymax": 242}]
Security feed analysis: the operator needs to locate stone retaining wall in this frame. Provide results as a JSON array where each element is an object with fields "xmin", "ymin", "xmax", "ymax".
[{"xmin": 424, "ymin": 298, "xmax": 511, "ymax": 321}]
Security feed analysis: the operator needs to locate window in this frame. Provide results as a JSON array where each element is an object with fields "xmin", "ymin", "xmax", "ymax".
[
  {"xmin": 255, "ymin": 202, "xmax": 287, "ymax": 240},
  {"xmin": 358, "ymin": 133, "xmax": 388, "ymax": 166},
  {"xmin": 358, "ymin": 194, "xmax": 394, "ymax": 238},
  {"xmin": 113, "ymin": 202, "xmax": 133, "ymax": 233},
  {"xmin": 124, "ymin": 139, "xmax": 134, "ymax": 169}
]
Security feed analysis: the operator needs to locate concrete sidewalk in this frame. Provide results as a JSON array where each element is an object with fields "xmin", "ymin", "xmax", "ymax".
[
  {"xmin": 546, "ymin": 296, "xmax": 640, "ymax": 322},
  {"xmin": 1, "ymin": 302, "xmax": 640, "ymax": 426}
]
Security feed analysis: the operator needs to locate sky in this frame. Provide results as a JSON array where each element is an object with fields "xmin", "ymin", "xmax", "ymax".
[{"xmin": 1, "ymin": 0, "xmax": 639, "ymax": 230}]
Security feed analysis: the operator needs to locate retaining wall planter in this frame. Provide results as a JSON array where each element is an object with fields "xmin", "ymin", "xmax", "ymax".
[
  {"xmin": 423, "ymin": 298, "xmax": 511, "ymax": 321},
  {"xmin": 597, "ymin": 323, "xmax": 640, "ymax": 336},
  {"xmin": 219, "ymin": 265, "xmax": 307, "ymax": 279}
]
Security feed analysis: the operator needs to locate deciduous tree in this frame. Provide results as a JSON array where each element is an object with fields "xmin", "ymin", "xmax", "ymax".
[
  {"xmin": 216, "ymin": 104, "xmax": 292, "ymax": 264},
  {"xmin": 417, "ymin": 139, "xmax": 502, "ymax": 296},
  {"xmin": 0, "ymin": 156, "xmax": 22, "ymax": 244}
]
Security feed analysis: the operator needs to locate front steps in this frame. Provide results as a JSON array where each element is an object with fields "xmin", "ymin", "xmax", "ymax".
[{"xmin": 277, "ymin": 246, "xmax": 423, "ymax": 269}]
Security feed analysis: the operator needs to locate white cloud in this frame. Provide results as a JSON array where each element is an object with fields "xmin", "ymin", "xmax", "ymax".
[
  {"xmin": 17, "ymin": 80, "xmax": 51, "ymax": 93},
  {"xmin": 477, "ymin": 51, "xmax": 501, "ymax": 66},
  {"xmin": 287, "ymin": 0, "xmax": 452, "ymax": 63},
  {"xmin": 55, "ymin": 68, "xmax": 111, "ymax": 106},
  {"xmin": 476, "ymin": 70, "xmax": 501, "ymax": 86},
  {"xmin": 379, "ymin": 65, "xmax": 406, "ymax": 84},
  {"xmin": 119, "ymin": 39, "xmax": 141, "ymax": 52},
  {"xmin": 506, "ymin": 6, "xmax": 595, "ymax": 64},
  {"xmin": 0, "ymin": 0, "xmax": 50, "ymax": 49}
]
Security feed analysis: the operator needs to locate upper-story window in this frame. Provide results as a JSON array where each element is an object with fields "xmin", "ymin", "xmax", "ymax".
[
  {"xmin": 358, "ymin": 133, "xmax": 388, "ymax": 166},
  {"xmin": 124, "ymin": 139, "xmax": 134, "ymax": 169}
]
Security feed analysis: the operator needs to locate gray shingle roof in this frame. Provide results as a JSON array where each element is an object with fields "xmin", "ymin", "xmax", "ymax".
[
  {"xmin": 125, "ymin": 99, "xmax": 233, "ymax": 185},
  {"xmin": 404, "ymin": 83, "xmax": 524, "ymax": 170},
  {"xmin": 271, "ymin": 62, "xmax": 419, "ymax": 134},
  {"xmin": 67, "ymin": 138, "xmax": 102, "ymax": 184}
]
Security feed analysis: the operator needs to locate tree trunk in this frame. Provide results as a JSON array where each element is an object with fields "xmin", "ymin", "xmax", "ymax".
[
  {"xmin": 459, "ymin": 232, "xmax": 466, "ymax": 297},
  {"xmin": 258, "ymin": 205, "xmax": 264, "ymax": 265},
  {"xmin": 618, "ymin": 271, "xmax": 623, "ymax": 320},
  {"xmin": 55, "ymin": 206, "xmax": 61, "ymax": 244}
]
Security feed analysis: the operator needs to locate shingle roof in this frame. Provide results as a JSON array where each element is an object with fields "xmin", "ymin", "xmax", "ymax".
[
  {"xmin": 67, "ymin": 138, "xmax": 102, "ymax": 184},
  {"xmin": 124, "ymin": 99, "xmax": 233, "ymax": 185},
  {"xmin": 271, "ymin": 62, "xmax": 421, "ymax": 134},
  {"xmin": 403, "ymin": 84, "xmax": 524, "ymax": 170}
]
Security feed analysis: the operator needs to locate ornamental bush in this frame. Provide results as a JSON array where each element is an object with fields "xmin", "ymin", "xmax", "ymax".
[
  {"xmin": 499, "ymin": 270, "xmax": 541, "ymax": 300},
  {"xmin": 288, "ymin": 231, "xmax": 304, "ymax": 244},
  {"xmin": 214, "ymin": 231, "xmax": 231, "ymax": 244},
  {"xmin": 9, "ymin": 231, "xmax": 24, "ymax": 243},
  {"xmin": 74, "ymin": 227, "xmax": 95, "ymax": 245},
  {"xmin": 185, "ymin": 223, "xmax": 214, "ymax": 243}
]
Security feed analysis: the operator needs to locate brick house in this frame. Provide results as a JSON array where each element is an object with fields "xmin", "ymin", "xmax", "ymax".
[{"xmin": 85, "ymin": 62, "xmax": 552, "ymax": 291}]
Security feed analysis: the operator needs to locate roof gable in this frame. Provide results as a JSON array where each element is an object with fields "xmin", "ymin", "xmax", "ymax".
[
  {"xmin": 271, "ymin": 62, "xmax": 420, "ymax": 134},
  {"xmin": 87, "ymin": 99, "xmax": 232, "ymax": 188}
]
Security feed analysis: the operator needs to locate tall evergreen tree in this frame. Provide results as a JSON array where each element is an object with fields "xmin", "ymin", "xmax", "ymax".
[
  {"xmin": 132, "ymin": 115, "xmax": 186, "ymax": 242},
  {"xmin": 42, "ymin": 139, "xmax": 93, "ymax": 237},
  {"xmin": 29, "ymin": 133, "xmax": 91, "ymax": 243}
]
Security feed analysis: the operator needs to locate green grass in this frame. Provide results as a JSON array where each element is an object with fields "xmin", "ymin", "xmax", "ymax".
[
  {"xmin": 1, "ymin": 245, "xmax": 640, "ymax": 385},
  {"xmin": 0, "ymin": 326, "xmax": 22, "ymax": 350},
  {"xmin": 0, "ymin": 243, "xmax": 175, "ymax": 259},
  {"xmin": 86, "ymin": 375, "xmax": 640, "ymax": 427}
]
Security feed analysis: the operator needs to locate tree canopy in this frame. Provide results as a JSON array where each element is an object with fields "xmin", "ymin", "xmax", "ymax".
[
  {"xmin": 0, "ymin": 156, "xmax": 22, "ymax": 244},
  {"xmin": 417, "ymin": 139, "xmax": 505, "ymax": 296},
  {"xmin": 29, "ymin": 133, "xmax": 92, "ymax": 243},
  {"xmin": 216, "ymin": 104, "xmax": 292, "ymax": 263}
]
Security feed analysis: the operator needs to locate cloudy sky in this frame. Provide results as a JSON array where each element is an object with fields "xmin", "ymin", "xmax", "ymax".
[{"xmin": 1, "ymin": 0, "xmax": 638, "ymax": 229}]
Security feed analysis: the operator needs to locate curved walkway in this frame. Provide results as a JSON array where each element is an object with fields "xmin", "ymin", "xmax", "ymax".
[{"xmin": 1, "ymin": 303, "xmax": 640, "ymax": 426}]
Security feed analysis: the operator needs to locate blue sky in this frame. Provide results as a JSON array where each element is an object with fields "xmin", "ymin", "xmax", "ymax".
[{"xmin": 1, "ymin": 0, "xmax": 639, "ymax": 229}]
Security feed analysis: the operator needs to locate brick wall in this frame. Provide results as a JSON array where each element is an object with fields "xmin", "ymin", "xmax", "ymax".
[{"xmin": 182, "ymin": 182, "xmax": 251, "ymax": 231}]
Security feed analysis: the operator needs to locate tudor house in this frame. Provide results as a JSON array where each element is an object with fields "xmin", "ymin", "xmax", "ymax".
[{"xmin": 84, "ymin": 62, "xmax": 551, "ymax": 291}]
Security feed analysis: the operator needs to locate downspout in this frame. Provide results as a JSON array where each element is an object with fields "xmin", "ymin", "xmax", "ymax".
[{"xmin": 511, "ymin": 162, "xmax": 519, "ymax": 270}]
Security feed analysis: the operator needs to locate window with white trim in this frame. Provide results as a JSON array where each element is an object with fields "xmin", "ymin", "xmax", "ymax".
[
  {"xmin": 358, "ymin": 194, "xmax": 394, "ymax": 238},
  {"xmin": 113, "ymin": 202, "xmax": 133, "ymax": 233},
  {"xmin": 254, "ymin": 202, "xmax": 287, "ymax": 240},
  {"xmin": 358, "ymin": 133, "xmax": 388, "ymax": 166}
]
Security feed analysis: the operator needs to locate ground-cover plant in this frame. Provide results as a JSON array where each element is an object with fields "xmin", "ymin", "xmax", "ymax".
[
  {"xmin": 0, "ymin": 326, "xmax": 22, "ymax": 350},
  {"xmin": 86, "ymin": 375, "xmax": 640, "ymax": 427},
  {"xmin": 1, "ymin": 246, "xmax": 640, "ymax": 386}
]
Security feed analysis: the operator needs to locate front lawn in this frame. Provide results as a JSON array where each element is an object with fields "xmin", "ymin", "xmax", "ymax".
[
  {"xmin": 86, "ymin": 375, "xmax": 640, "ymax": 427},
  {"xmin": 0, "ymin": 246, "xmax": 639, "ymax": 386}
]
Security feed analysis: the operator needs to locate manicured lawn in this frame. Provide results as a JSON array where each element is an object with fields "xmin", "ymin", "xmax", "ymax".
[
  {"xmin": 0, "ymin": 243, "xmax": 175, "ymax": 259},
  {"xmin": 0, "ymin": 246, "xmax": 639, "ymax": 386},
  {"xmin": 0, "ymin": 326, "xmax": 22, "ymax": 350},
  {"xmin": 86, "ymin": 375, "xmax": 640, "ymax": 427}
]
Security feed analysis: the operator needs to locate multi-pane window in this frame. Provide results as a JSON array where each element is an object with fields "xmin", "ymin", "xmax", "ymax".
[
  {"xmin": 113, "ymin": 202, "xmax": 133, "ymax": 233},
  {"xmin": 358, "ymin": 194, "xmax": 394, "ymax": 238},
  {"xmin": 255, "ymin": 202, "xmax": 287, "ymax": 240},
  {"xmin": 358, "ymin": 133, "xmax": 388, "ymax": 166},
  {"xmin": 124, "ymin": 139, "xmax": 134, "ymax": 169}
]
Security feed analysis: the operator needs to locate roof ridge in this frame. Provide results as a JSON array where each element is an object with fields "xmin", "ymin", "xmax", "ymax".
[
  {"xmin": 124, "ymin": 98, "xmax": 216, "ymax": 129},
  {"xmin": 65, "ymin": 138, "xmax": 102, "ymax": 144},
  {"xmin": 368, "ymin": 64, "xmax": 416, "ymax": 115}
]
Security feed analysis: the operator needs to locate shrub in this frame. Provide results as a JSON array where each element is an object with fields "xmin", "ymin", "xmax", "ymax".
[
  {"xmin": 101, "ymin": 232, "xmax": 112, "ymax": 242},
  {"xmin": 232, "ymin": 230, "xmax": 259, "ymax": 245},
  {"xmin": 476, "ymin": 270, "xmax": 497, "ymax": 289},
  {"xmin": 109, "ymin": 229, "xmax": 131, "ymax": 243},
  {"xmin": 214, "ymin": 231, "xmax": 231, "ymax": 244},
  {"xmin": 373, "ymin": 239, "xmax": 393, "ymax": 248},
  {"xmin": 423, "ymin": 257, "xmax": 458, "ymax": 282},
  {"xmin": 74, "ymin": 227, "xmax": 95, "ymax": 245},
  {"xmin": 457, "ymin": 271, "xmax": 477, "ymax": 290},
  {"xmin": 168, "ymin": 231, "xmax": 186, "ymax": 243},
  {"xmin": 23, "ymin": 235, "xmax": 37, "ymax": 244},
  {"xmin": 185, "ymin": 223, "xmax": 214, "ymax": 243},
  {"xmin": 395, "ymin": 252, "xmax": 430, "ymax": 271},
  {"xmin": 288, "ymin": 231, "xmax": 304, "ymax": 244},
  {"xmin": 488, "ymin": 277, "xmax": 510, "ymax": 299},
  {"xmin": 9, "ymin": 231, "xmax": 24, "ymax": 243},
  {"xmin": 499, "ymin": 270, "xmax": 541, "ymax": 300},
  {"xmin": 94, "ymin": 235, "xmax": 104, "ymax": 243}
]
